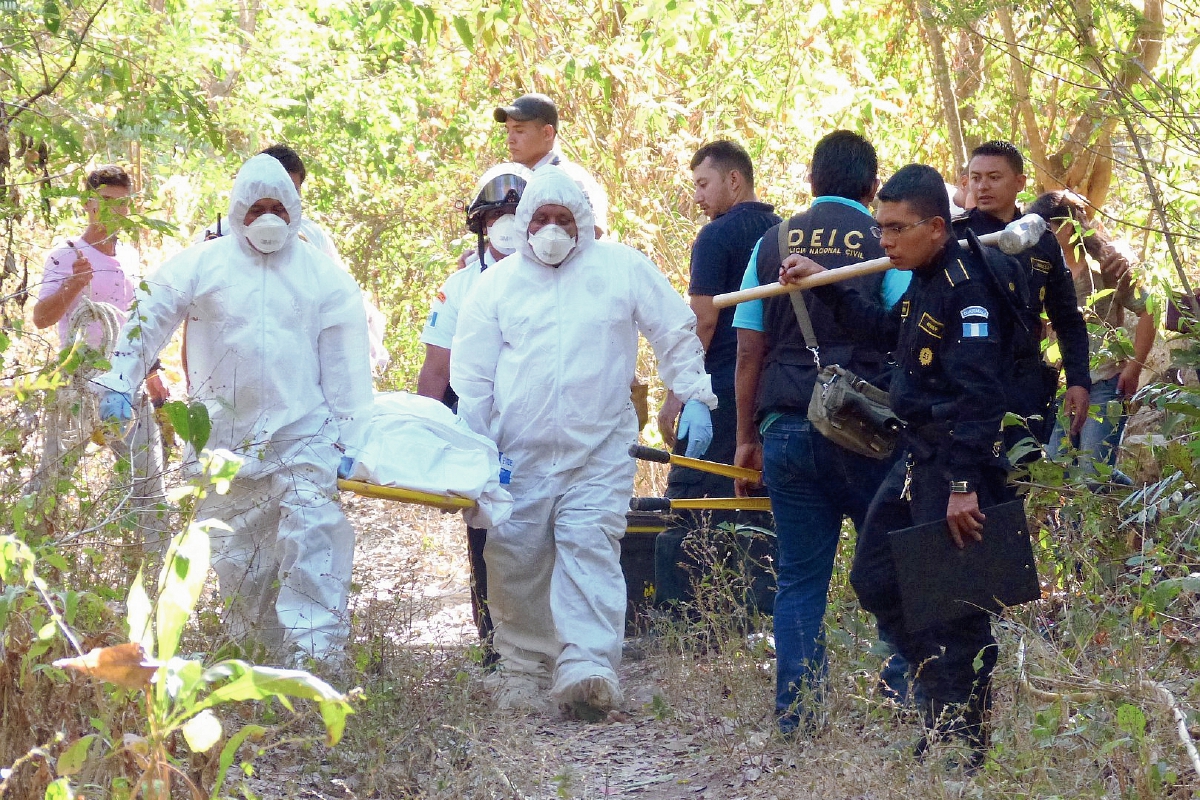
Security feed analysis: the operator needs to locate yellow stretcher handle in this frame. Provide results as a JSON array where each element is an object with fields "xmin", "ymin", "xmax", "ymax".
[
  {"xmin": 630, "ymin": 496, "xmax": 773, "ymax": 512},
  {"xmin": 337, "ymin": 479, "xmax": 477, "ymax": 511}
]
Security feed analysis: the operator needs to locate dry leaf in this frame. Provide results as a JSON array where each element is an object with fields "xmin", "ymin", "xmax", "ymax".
[{"xmin": 54, "ymin": 643, "xmax": 159, "ymax": 689}]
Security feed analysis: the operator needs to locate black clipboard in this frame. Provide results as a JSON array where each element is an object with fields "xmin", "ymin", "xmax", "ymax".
[{"xmin": 888, "ymin": 499, "xmax": 1040, "ymax": 631}]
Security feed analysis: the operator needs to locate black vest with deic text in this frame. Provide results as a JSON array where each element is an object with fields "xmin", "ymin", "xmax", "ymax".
[{"xmin": 754, "ymin": 200, "xmax": 889, "ymax": 420}]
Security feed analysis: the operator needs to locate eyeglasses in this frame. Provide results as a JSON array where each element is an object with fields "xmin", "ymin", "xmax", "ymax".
[{"xmin": 871, "ymin": 216, "xmax": 935, "ymax": 238}]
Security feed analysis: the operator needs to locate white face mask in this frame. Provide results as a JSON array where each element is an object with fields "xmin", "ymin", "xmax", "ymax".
[
  {"xmin": 487, "ymin": 214, "xmax": 520, "ymax": 255},
  {"xmin": 529, "ymin": 224, "xmax": 576, "ymax": 266},
  {"xmin": 246, "ymin": 213, "xmax": 289, "ymax": 254}
]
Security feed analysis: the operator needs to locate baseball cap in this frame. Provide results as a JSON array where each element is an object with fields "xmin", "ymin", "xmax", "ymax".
[{"xmin": 493, "ymin": 93, "xmax": 558, "ymax": 129}]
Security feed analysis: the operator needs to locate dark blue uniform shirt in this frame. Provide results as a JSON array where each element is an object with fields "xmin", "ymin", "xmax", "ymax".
[{"xmin": 689, "ymin": 200, "xmax": 781, "ymax": 392}]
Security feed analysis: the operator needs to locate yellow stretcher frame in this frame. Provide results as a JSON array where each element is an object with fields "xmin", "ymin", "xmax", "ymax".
[
  {"xmin": 337, "ymin": 478, "xmax": 476, "ymax": 511},
  {"xmin": 339, "ymin": 480, "xmax": 772, "ymax": 515}
]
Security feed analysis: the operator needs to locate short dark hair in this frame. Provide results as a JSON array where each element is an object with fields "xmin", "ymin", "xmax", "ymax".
[
  {"xmin": 690, "ymin": 140, "xmax": 755, "ymax": 189},
  {"xmin": 877, "ymin": 164, "xmax": 952, "ymax": 227},
  {"xmin": 260, "ymin": 144, "xmax": 306, "ymax": 184},
  {"xmin": 86, "ymin": 165, "xmax": 131, "ymax": 191},
  {"xmin": 1027, "ymin": 190, "xmax": 1109, "ymax": 259},
  {"xmin": 810, "ymin": 130, "xmax": 877, "ymax": 200},
  {"xmin": 970, "ymin": 140, "xmax": 1024, "ymax": 176}
]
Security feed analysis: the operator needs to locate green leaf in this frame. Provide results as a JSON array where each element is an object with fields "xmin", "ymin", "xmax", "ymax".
[
  {"xmin": 453, "ymin": 16, "xmax": 474, "ymax": 49},
  {"xmin": 1116, "ymin": 703, "xmax": 1146, "ymax": 739},
  {"xmin": 43, "ymin": 778, "xmax": 72, "ymax": 800},
  {"xmin": 194, "ymin": 661, "xmax": 352, "ymax": 746},
  {"xmin": 43, "ymin": 0, "xmax": 61, "ymax": 33},
  {"xmin": 1, "ymin": 536, "xmax": 36, "ymax": 585},
  {"xmin": 56, "ymin": 734, "xmax": 95, "ymax": 776},
  {"xmin": 161, "ymin": 400, "xmax": 212, "ymax": 453},
  {"xmin": 211, "ymin": 724, "xmax": 265, "ymax": 800},
  {"xmin": 163, "ymin": 657, "xmax": 205, "ymax": 705},
  {"xmin": 126, "ymin": 567, "xmax": 153, "ymax": 652},
  {"xmin": 161, "ymin": 401, "xmax": 192, "ymax": 447},
  {"xmin": 155, "ymin": 522, "xmax": 213, "ymax": 662},
  {"xmin": 187, "ymin": 402, "xmax": 211, "ymax": 453},
  {"xmin": 181, "ymin": 709, "xmax": 223, "ymax": 752}
]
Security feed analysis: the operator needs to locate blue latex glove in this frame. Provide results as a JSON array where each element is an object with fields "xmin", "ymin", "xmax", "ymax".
[
  {"xmin": 677, "ymin": 399, "xmax": 713, "ymax": 458},
  {"xmin": 337, "ymin": 455, "xmax": 356, "ymax": 480},
  {"xmin": 99, "ymin": 391, "xmax": 134, "ymax": 424}
]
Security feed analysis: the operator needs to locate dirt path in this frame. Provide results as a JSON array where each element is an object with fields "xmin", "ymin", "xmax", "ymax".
[
  {"xmin": 239, "ymin": 494, "xmax": 977, "ymax": 800},
  {"xmin": 332, "ymin": 495, "xmax": 790, "ymax": 800}
]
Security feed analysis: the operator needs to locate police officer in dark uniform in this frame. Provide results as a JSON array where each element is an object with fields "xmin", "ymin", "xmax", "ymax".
[
  {"xmin": 954, "ymin": 141, "xmax": 1090, "ymax": 445},
  {"xmin": 781, "ymin": 163, "xmax": 1023, "ymax": 769}
]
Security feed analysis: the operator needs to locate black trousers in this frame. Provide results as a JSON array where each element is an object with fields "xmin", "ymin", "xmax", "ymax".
[
  {"xmin": 849, "ymin": 452, "xmax": 1014, "ymax": 705},
  {"xmin": 655, "ymin": 387, "xmax": 775, "ymax": 612},
  {"xmin": 466, "ymin": 526, "xmax": 493, "ymax": 643}
]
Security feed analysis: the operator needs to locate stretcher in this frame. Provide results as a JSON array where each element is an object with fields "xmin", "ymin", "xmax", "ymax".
[
  {"xmin": 337, "ymin": 478, "xmax": 476, "ymax": 511},
  {"xmin": 627, "ymin": 444, "xmax": 773, "ymax": 513}
]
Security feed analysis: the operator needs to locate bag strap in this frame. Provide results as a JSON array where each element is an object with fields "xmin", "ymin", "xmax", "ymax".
[{"xmin": 779, "ymin": 218, "xmax": 822, "ymax": 368}]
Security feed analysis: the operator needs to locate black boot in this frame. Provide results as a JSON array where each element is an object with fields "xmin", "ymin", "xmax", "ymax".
[{"xmin": 913, "ymin": 690, "xmax": 990, "ymax": 775}]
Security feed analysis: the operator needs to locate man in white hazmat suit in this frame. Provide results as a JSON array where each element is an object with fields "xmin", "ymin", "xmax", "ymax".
[
  {"xmin": 95, "ymin": 154, "xmax": 373, "ymax": 662},
  {"xmin": 451, "ymin": 167, "xmax": 717, "ymax": 715}
]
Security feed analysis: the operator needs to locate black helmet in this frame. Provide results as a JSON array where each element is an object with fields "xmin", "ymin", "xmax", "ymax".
[{"xmin": 467, "ymin": 162, "xmax": 533, "ymax": 234}]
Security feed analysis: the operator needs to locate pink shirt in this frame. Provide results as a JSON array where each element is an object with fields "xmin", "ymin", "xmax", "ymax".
[{"xmin": 39, "ymin": 238, "xmax": 138, "ymax": 348}]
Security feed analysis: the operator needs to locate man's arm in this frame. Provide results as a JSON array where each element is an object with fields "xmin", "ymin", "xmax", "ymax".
[
  {"xmin": 33, "ymin": 249, "xmax": 92, "ymax": 329},
  {"xmin": 96, "ymin": 254, "xmax": 196, "ymax": 396},
  {"xmin": 1042, "ymin": 244, "xmax": 1091, "ymax": 435},
  {"xmin": 940, "ymin": 278, "xmax": 1011, "ymax": 546},
  {"xmin": 690, "ymin": 294, "xmax": 719, "ymax": 351},
  {"xmin": 450, "ymin": 275, "xmax": 504, "ymax": 439},
  {"xmin": 317, "ymin": 274, "xmax": 374, "ymax": 457},
  {"xmin": 1118, "ymin": 312, "xmax": 1156, "ymax": 397},
  {"xmin": 659, "ymin": 294, "xmax": 719, "ymax": 445},
  {"xmin": 631, "ymin": 261, "xmax": 716, "ymax": 410},
  {"xmin": 416, "ymin": 344, "xmax": 452, "ymax": 401},
  {"xmin": 733, "ymin": 328, "xmax": 766, "ymax": 496}
]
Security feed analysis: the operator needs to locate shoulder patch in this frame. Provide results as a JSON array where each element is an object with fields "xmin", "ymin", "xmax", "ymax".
[
  {"xmin": 436, "ymin": 290, "xmax": 447, "ymax": 304},
  {"xmin": 944, "ymin": 259, "xmax": 971, "ymax": 287},
  {"xmin": 960, "ymin": 305, "xmax": 989, "ymax": 319},
  {"xmin": 1030, "ymin": 257, "xmax": 1052, "ymax": 274},
  {"xmin": 918, "ymin": 312, "xmax": 944, "ymax": 339}
]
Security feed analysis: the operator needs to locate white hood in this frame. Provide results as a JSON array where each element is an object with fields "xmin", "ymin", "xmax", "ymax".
[
  {"xmin": 227, "ymin": 154, "xmax": 303, "ymax": 253},
  {"xmin": 514, "ymin": 166, "xmax": 596, "ymax": 267}
]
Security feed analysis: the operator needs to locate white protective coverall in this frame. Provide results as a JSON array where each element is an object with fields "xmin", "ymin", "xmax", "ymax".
[
  {"xmin": 450, "ymin": 167, "xmax": 716, "ymax": 703},
  {"xmin": 97, "ymin": 154, "xmax": 373, "ymax": 659}
]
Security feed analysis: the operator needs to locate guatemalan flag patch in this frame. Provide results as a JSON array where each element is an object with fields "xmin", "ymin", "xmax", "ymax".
[{"xmin": 963, "ymin": 321, "xmax": 988, "ymax": 337}]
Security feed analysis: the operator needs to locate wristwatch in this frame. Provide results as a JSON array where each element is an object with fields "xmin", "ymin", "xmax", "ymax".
[{"xmin": 949, "ymin": 480, "xmax": 973, "ymax": 494}]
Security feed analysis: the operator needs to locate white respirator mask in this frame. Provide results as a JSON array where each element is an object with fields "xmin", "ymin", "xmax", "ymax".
[
  {"xmin": 245, "ymin": 213, "xmax": 290, "ymax": 254},
  {"xmin": 528, "ymin": 224, "xmax": 576, "ymax": 267},
  {"xmin": 487, "ymin": 214, "xmax": 520, "ymax": 255}
]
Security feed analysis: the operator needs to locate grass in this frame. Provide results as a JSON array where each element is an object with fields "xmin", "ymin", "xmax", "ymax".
[{"xmin": 2, "ymin": 330, "xmax": 1198, "ymax": 797}]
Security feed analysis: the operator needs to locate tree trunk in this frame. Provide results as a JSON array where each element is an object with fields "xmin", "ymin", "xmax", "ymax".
[{"xmin": 916, "ymin": 0, "xmax": 967, "ymax": 174}]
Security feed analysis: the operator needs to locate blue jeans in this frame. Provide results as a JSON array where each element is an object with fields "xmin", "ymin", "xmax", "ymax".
[
  {"xmin": 1048, "ymin": 374, "xmax": 1128, "ymax": 473},
  {"xmin": 761, "ymin": 414, "xmax": 894, "ymax": 731}
]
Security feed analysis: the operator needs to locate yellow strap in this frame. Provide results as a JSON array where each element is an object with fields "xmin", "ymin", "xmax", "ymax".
[{"xmin": 337, "ymin": 479, "xmax": 476, "ymax": 510}]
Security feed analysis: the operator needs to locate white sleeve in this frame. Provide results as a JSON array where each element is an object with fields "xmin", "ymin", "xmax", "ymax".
[
  {"xmin": 318, "ymin": 272, "xmax": 374, "ymax": 457},
  {"xmin": 94, "ymin": 253, "xmax": 194, "ymax": 395},
  {"xmin": 449, "ymin": 273, "xmax": 502, "ymax": 439},
  {"xmin": 419, "ymin": 270, "xmax": 461, "ymax": 349},
  {"xmin": 631, "ymin": 254, "xmax": 717, "ymax": 409}
]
